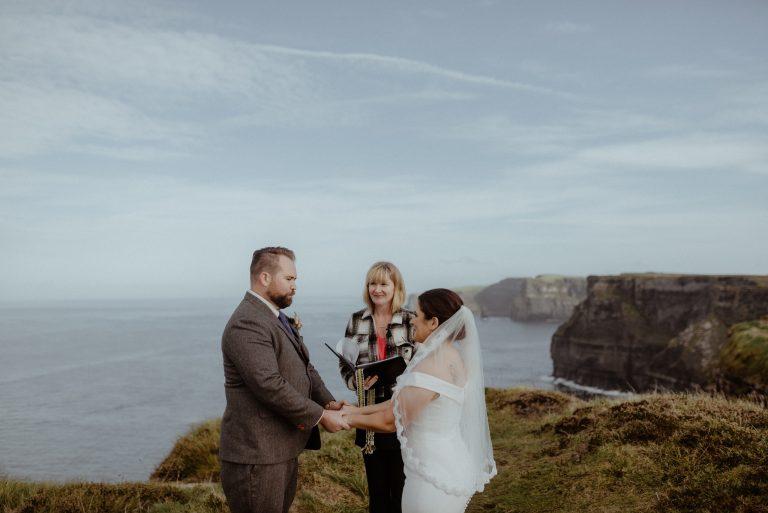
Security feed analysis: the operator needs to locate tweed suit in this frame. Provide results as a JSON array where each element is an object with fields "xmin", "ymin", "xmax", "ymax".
[{"xmin": 220, "ymin": 292, "xmax": 335, "ymax": 513}]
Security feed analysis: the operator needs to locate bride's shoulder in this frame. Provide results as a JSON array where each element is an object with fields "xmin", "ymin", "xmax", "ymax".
[{"xmin": 442, "ymin": 342, "xmax": 462, "ymax": 360}]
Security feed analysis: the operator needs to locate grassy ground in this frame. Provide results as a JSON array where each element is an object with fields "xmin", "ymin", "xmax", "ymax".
[
  {"xmin": 3, "ymin": 388, "xmax": 767, "ymax": 513},
  {"xmin": 720, "ymin": 319, "xmax": 768, "ymax": 396}
]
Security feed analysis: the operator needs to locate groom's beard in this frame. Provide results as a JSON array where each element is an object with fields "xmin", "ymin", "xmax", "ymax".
[{"xmin": 269, "ymin": 291, "xmax": 294, "ymax": 309}]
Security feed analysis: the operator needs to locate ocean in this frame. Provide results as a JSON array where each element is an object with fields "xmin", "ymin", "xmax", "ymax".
[{"xmin": 0, "ymin": 296, "xmax": 558, "ymax": 482}]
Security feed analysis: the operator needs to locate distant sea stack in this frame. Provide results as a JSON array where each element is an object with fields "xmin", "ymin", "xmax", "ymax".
[
  {"xmin": 551, "ymin": 274, "xmax": 768, "ymax": 394},
  {"xmin": 475, "ymin": 275, "xmax": 587, "ymax": 322}
]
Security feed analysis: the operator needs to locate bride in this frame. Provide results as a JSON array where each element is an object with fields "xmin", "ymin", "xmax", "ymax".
[{"xmin": 342, "ymin": 288, "xmax": 497, "ymax": 513}]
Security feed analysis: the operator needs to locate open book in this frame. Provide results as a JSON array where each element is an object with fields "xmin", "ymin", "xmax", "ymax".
[{"xmin": 324, "ymin": 342, "xmax": 407, "ymax": 388}]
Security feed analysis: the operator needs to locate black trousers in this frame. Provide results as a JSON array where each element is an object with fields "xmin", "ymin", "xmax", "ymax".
[{"xmin": 363, "ymin": 449, "xmax": 406, "ymax": 513}]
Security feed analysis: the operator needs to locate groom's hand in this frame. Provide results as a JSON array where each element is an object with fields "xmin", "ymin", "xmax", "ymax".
[
  {"xmin": 319, "ymin": 409, "xmax": 350, "ymax": 433},
  {"xmin": 324, "ymin": 400, "xmax": 349, "ymax": 411}
]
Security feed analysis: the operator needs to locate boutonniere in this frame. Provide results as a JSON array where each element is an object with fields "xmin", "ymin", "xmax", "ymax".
[{"xmin": 289, "ymin": 312, "xmax": 302, "ymax": 332}]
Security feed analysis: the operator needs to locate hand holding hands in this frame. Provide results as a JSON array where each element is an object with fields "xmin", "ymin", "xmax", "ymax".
[
  {"xmin": 324, "ymin": 400, "xmax": 350, "ymax": 411},
  {"xmin": 319, "ymin": 409, "xmax": 350, "ymax": 433}
]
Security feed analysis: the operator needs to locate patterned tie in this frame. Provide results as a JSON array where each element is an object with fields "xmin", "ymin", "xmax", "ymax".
[{"xmin": 278, "ymin": 311, "xmax": 295, "ymax": 338}]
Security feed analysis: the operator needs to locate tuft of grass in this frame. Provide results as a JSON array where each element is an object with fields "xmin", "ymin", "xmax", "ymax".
[
  {"xmin": 720, "ymin": 319, "xmax": 768, "ymax": 395},
  {"xmin": 150, "ymin": 419, "xmax": 221, "ymax": 483},
  {"xmin": 486, "ymin": 388, "xmax": 574, "ymax": 417}
]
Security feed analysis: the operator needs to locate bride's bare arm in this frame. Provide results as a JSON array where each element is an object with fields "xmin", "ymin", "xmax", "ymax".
[
  {"xmin": 343, "ymin": 399, "xmax": 391, "ymax": 415},
  {"xmin": 344, "ymin": 404, "xmax": 396, "ymax": 433},
  {"xmin": 344, "ymin": 386, "xmax": 438, "ymax": 433}
]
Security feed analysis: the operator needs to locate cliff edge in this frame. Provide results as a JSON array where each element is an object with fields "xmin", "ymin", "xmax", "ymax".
[{"xmin": 551, "ymin": 274, "xmax": 768, "ymax": 393}]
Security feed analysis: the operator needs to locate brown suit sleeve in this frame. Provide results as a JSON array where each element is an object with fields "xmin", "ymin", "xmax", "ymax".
[
  {"xmin": 226, "ymin": 323, "xmax": 324, "ymax": 428},
  {"xmin": 307, "ymin": 361, "xmax": 335, "ymax": 407}
]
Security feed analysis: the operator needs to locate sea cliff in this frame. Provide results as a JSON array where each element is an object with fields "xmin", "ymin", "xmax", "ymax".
[
  {"xmin": 551, "ymin": 274, "xmax": 768, "ymax": 394},
  {"xmin": 475, "ymin": 275, "xmax": 587, "ymax": 322}
]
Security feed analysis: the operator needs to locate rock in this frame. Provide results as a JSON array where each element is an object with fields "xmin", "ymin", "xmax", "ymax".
[
  {"xmin": 475, "ymin": 275, "xmax": 587, "ymax": 322},
  {"xmin": 551, "ymin": 274, "xmax": 768, "ymax": 393},
  {"xmin": 474, "ymin": 278, "xmax": 525, "ymax": 317}
]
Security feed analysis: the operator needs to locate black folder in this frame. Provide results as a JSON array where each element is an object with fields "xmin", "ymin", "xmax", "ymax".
[{"xmin": 324, "ymin": 342, "xmax": 407, "ymax": 387}]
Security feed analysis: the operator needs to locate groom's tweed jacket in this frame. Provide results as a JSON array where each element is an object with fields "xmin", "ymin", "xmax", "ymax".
[{"xmin": 220, "ymin": 293, "xmax": 335, "ymax": 464}]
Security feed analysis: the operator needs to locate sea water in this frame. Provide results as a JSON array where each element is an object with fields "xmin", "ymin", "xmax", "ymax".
[{"xmin": 0, "ymin": 296, "xmax": 557, "ymax": 482}]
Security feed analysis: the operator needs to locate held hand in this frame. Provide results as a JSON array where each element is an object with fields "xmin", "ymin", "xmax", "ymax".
[
  {"xmin": 325, "ymin": 400, "xmax": 349, "ymax": 411},
  {"xmin": 320, "ymin": 409, "xmax": 350, "ymax": 433},
  {"xmin": 363, "ymin": 375, "xmax": 379, "ymax": 390}
]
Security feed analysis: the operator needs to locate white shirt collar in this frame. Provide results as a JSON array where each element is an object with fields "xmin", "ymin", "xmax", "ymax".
[{"xmin": 248, "ymin": 289, "xmax": 280, "ymax": 317}]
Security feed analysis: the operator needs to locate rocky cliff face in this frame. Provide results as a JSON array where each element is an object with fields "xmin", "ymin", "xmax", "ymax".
[
  {"xmin": 551, "ymin": 274, "xmax": 768, "ymax": 393},
  {"xmin": 476, "ymin": 275, "xmax": 587, "ymax": 322}
]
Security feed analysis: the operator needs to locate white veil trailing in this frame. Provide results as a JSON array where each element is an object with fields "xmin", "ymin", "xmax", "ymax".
[{"xmin": 392, "ymin": 305, "xmax": 497, "ymax": 496}]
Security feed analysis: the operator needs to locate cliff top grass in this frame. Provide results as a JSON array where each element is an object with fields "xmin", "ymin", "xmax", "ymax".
[
  {"xmin": 453, "ymin": 285, "xmax": 487, "ymax": 295},
  {"xmin": 532, "ymin": 274, "xmax": 584, "ymax": 282},
  {"xmin": 720, "ymin": 319, "xmax": 768, "ymax": 386},
  {"xmin": 603, "ymin": 273, "xmax": 768, "ymax": 283},
  {"xmin": 3, "ymin": 388, "xmax": 767, "ymax": 513}
]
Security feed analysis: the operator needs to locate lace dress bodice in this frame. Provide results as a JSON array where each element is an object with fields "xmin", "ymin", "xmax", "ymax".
[{"xmin": 394, "ymin": 372, "xmax": 475, "ymax": 496}]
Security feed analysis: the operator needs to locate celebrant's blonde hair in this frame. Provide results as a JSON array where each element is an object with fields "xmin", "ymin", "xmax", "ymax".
[{"xmin": 363, "ymin": 261, "xmax": 406, "ymax": 314}]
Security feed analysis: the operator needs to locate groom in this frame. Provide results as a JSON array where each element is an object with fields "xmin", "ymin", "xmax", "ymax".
[{"xmin": 220, "ymin": 246, "xmax": 349, "ymax": 513}]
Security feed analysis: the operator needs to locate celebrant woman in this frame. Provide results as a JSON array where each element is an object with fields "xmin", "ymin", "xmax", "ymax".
[{"xmin": 339, "ymin": 261, "xmax": 416, "ymax": 513}]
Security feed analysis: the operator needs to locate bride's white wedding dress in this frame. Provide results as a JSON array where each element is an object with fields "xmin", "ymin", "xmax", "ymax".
[
  {"xmin": 398, "ymin": 372, "xmax": 474, "ymax": 512},
  {"xmin": 393, "ymin": 306, "xmax": 496, "ymax": 513}
]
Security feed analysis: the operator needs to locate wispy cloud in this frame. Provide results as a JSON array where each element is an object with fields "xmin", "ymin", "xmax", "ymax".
[
  {"xmin": 0, "ymin": 81, "xmax": 198, "ymax": 158},
  {"xmin": 428, "ymin": 108, "xmax": 678, "ymax": 156},
  {"xmin": 252, "ymin": 44, "xmax": 569, "ymax": 97},
  {"xmin": 576, "ymin": 134, "xmax": 768, "ymax": 173},
  {"xmin": 0, "ymin": 10, "xmax": 568, "ymax": 160}
]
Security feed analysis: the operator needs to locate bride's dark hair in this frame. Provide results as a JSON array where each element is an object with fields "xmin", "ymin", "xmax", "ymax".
[{"xmin": 418, "ymin": 288, "xmax": 465, "ymax": 339}]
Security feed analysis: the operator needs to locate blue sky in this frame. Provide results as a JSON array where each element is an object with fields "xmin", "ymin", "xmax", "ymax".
[{"xmin": 1, "ymin": 0, "xmax": 766, "ymax": 301}]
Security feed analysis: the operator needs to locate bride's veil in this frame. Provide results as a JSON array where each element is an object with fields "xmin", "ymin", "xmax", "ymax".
[{"xmin": 393, "ymin": 305, "xmax": 497, "ymax": 495}]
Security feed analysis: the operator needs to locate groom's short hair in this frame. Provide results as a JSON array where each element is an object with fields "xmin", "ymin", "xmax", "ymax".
[{"xmin": 250, "ymin": 247, "xmax": 295, "ymax": 277}]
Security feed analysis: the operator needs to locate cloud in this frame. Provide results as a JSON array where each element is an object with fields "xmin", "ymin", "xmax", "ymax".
[
  {"xmin": 0, "ymin": 10, "xmax": 570, "ymax": 160},
  {"xmin": 428, "ymin": 109, "xmax": 678, "ymax": 156},
  {"xmin": 576, "ymin": 134, "xmax": 768, "ymax": 173},
  {"xmin": 0, "ymin": 81, "xmax": 198, "ymax": 158},
  {"xmin": 252, "ymin": 44, "xmax": 568, "ymax": 97}
]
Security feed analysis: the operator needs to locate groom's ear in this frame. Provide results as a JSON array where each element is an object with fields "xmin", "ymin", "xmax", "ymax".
[
  {"xmin": 259, "ymin": 272, "xmax": 272, "ymax": 287},
  {"xmin": 252, "ymin": 271, "xmax": 271, "ymax": 288}
]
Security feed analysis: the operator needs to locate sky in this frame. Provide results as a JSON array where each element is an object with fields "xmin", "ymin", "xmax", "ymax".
[{"xmin": 1, "ymin": 0, "xmax": 767, "ymax": 302}]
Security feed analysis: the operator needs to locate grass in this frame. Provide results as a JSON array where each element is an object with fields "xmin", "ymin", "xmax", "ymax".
[
  {"xmin": 2, "ymin": 388, "xmax": 767, "ymax": 513},
  {"xmin": 0, "ymin": 481, "xmax": 226, "ymax": 513},
  {"xmin": 150, "ymin": 419, "xmax": 221, "ymax": 483},
  {"xmin": 720, "ymin": 319, "xmax": 768, "ymax": 394}
]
